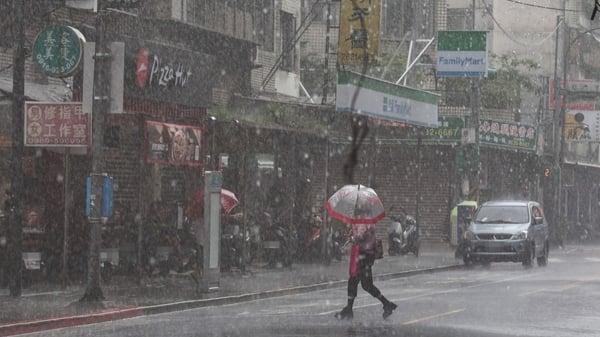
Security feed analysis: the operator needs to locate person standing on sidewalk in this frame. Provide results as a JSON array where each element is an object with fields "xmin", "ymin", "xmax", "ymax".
[{"xmin": 335, "ymin": 222, "xmax": 397, "ymax": 320}]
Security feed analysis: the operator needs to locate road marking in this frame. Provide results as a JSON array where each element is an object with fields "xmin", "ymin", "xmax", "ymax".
[
  {"xmin": 519, "ymin": 280, "xmax": 588, "ymax": 296},
  {"xmin": 559, "ymin": 280, "xmax": 587, "ymax": 291},
  {"xmin": 402, "ymin": 309, "xmax": 465, "ymax": 325},
  {"xmin": 584, "ymin": 257, "xmax": 600, "ymax": 262},
  {"xmin": 518, "ymin": 288, "xmax": 547, "ymax": 297}
]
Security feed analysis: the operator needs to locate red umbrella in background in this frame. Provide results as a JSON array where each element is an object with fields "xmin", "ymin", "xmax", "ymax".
[
  {"xmin": 325, "ymin": 184, "xmax": 385, "ymax": 225},
  {"xmin": 185, "ymin": 188, "xmax": 239, "ymax": 219}
]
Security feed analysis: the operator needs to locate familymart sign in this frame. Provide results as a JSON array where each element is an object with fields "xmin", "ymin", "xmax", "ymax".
[
  {"xmin": 436, "ymin": 31, "xmax": 487, "ymax": 78},
  {"xmin": 336, "ymin": 71, "xmax": 439, "ymax": 127}
]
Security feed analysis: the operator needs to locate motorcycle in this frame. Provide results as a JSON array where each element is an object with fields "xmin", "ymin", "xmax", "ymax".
[
  {"xmin": 304, "ymin": 224, "xmax": 323, "ymax": 262},
  {"xmin": 263, "ymin": 222, "xmax": 294, "ymax": 268},
  {"xmin": 220, "ymin": 224, "xmax": 246, "ymax": 271},
  {"xmin": 330, "ymin": 227, "xmax": 351, "ymax": 261},
  {"xmin": 304, "ymin": 223, "xmax": 349, "ymax": 262},
  {"xmin": 388, "ymin": 211, "xmax": 419, "ymax": 257},
  {"xmin": 142, "ymin": 221, "xmax": 198, "ymax": 277}
]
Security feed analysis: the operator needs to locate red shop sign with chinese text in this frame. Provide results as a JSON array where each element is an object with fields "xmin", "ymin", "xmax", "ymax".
[{"xmin": 24, "ymin": 102, "xmax": 89, "ymax": 147}]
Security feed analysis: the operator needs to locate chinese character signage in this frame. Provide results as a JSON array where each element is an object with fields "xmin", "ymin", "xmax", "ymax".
[
  {"xmin": 336, "ymin": 70, "xmax": 438, "ymax": 127},
  {"xmin": 436, "ymin": 31, "xmax": 487, "ymax": 78},
  {"xmin": 338, "ymin": 0, "xmax": 381, "ymax": 65},
  {"xmin": 32, "ymin": 25, "xmax": 84, "ymax": 78},
  {"xmin": 24, "ymin": 102, "xmax": 89, "ymax": 147},
  {"xmin": 145, "ymin": 121, "xmax": 203, "ymax": 166},
  {"xmin": 479, "ymin": 119, "xmax": 538, "ymax": 152}
]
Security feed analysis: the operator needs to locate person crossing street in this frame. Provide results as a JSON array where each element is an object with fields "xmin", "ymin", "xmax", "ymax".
[{"xmin": 335, "ymin": 223, "xmax": 397, "ymax": 320}]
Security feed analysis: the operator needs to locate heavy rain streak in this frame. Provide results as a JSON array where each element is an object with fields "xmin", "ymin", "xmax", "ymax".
[{"xmin": 1, "ymin": 1, "xmax": 600, "ymax": 337}]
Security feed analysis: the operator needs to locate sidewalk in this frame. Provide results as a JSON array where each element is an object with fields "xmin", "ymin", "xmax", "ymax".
[{"xmin": 0, "ymin": 243, "xmax": 461, "ymax": 336}]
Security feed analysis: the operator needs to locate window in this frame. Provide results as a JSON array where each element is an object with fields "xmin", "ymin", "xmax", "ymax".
[
  {"xmin": 255, "ymin": 0, "xmax": 274, "ymax": 52},
  {"xmin": 447, "ymin": 8, "xmax": 471, "ymax": 31},
  {"xmin": 280, "ymin": 11, "xmax": 295, "ymax": 71}
]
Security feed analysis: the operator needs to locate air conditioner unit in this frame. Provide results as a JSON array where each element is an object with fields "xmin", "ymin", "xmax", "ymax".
[{"xmin": 461, "ymin": 128, "xmax": 476, "ymax": 145}]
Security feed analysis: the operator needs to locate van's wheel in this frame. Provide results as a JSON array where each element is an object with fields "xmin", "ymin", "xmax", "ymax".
[
  {"xmin": 522, "ymin": 244, "xmax": 534, "ymax": 268},
  {"xmin": 537, "ymin": 242, "xmax": 549, "ymax": 267}
]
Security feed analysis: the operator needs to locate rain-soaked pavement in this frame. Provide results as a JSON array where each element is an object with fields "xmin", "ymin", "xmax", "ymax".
[{"xmin": 15, "ymin": 244, "xmax": 600, "ymax": 337}]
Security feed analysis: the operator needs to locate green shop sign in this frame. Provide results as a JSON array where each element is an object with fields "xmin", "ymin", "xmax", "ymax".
[
  {"xmin": 479, "ymin": 119, "xmax": 538, "ymax": 152},
  {"xmin": 421, "ymin": 117, "xmax": 465, "ymax": 141},
  {"xmin": 33, "ymin": 25, "xmax": 84, "ymax": 78},
  {"xmin": 376, "ymin": 117, "xmax": 465, "ymax": 143}
]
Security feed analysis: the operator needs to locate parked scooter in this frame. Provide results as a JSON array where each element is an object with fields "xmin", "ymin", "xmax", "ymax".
[
  {"xmin": 303, "ymin": 216, "xmax": 349, "ymax": 262},
  {"xmin": 220, "ymin": 223, "xmax": 245, "ymax": 271},
  {"xmin": 304, "ymin": 222, "xmax": 323, "ymax": 262},
  {"xmin": 263, "ymin": 221, "xmax": 294, "ymax": 268},
  {"xmin": 330, "ymin": 227, "xmax": 351, "ymax": 261},
  {"xmin": 388, "ymin": 209, "xmax": 419, "ymax": 256}
]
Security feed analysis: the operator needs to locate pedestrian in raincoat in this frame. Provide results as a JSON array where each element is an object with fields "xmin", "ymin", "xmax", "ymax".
[{"xmin": 335, "ymin": 223, "xmax": 397, "ymax": 320}]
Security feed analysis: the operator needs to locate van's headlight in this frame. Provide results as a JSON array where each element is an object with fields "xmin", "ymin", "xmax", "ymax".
[
  {"xmin": 464, "ymin": 231, "xmax": 478, "ymax": 240},
  {"xmin": 511, "ymin": 231, "xmax": 527, "ymax": 240}
]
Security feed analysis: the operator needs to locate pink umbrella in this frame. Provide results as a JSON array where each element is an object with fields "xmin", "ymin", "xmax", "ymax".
[
  {"xmin": 185, "ymin": 188, "xmax": 239, "ymax": 219},
  {"xmin": 325, "ymin": 184, "xmax": 385, "ymax": 225}
]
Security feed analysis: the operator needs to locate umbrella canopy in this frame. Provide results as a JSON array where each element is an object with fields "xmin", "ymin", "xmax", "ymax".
[
  {"xmin": 325, "ymin": 184, "xmax": 385, "ymax": 225},
  {"xmin": 185, "ymin": 188, "xmax": 239, "ymax": 219}
]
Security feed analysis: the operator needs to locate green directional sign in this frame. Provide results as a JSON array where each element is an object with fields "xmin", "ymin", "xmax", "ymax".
[{"xmin": 33, "ymin": 25, "xmax": 84, "ymax": 78}]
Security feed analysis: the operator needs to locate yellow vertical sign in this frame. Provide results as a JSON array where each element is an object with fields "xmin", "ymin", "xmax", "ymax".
[{"xmin": 338, "ymin": 0, "xmax": 381, "ymax": 65}]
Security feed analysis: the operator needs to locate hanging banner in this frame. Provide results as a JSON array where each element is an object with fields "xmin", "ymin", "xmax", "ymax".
[
  {"xmin": 336, "ymin": 70, "xmax": 439, "ymax": 127},
  {"xmin": 24, "ymin": 102, "xmax": 89, "ymax": 147},
  {"xmin": 338, "ymin": 0, "xmax": 381, "ymax": 65},
  {"xmin": 145, "ymin": 121, "xmax": 203, "ymax": 166}
]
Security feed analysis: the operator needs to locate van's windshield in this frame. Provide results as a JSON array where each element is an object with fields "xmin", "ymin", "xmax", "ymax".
[{"xmin": 475, "ymin": 205, "xmax": 529, "ymax": 224}]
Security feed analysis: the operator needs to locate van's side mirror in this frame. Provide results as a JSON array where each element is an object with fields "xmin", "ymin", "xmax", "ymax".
[{"xmin": 534, "ymin": 216, "xmax": 544, "ymax": 225}]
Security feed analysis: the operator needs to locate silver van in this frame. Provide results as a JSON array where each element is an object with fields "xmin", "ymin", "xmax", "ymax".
[{"xmin": 461, "ymin": 200, "xmax": 549, "ymax": 268}]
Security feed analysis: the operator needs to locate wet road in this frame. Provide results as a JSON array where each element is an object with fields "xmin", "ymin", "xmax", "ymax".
[{"xmin": 22, "ymin": 244, "xmax": 600, "ymax": 337}]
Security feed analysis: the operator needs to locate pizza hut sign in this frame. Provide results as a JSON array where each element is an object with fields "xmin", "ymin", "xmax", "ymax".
[
  {"xmin": 136, "ymin": 48, "xmax": 192, "ymax": 89},
  {"xmin": 124, "ymin": 40, "xmax": 215, "ymax": 107}
]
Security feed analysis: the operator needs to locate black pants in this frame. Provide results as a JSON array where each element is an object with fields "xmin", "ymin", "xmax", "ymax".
[{"xmin": 347, "ymin": 256, "xmax": 382, "ymax": 299}]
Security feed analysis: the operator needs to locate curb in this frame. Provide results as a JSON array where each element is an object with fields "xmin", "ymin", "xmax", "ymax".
[{"xmin": 0, "ymin": 263, "xmax": 462, "ymax": 336}]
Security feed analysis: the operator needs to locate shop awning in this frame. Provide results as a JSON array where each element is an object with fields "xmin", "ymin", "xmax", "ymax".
[{"xmin": 0, "ymin": 75, "xmax": 69, "ymax": 102}]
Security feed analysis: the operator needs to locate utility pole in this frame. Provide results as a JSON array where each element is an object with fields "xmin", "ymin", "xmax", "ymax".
[
  {"xmin": 8, "ymin": 0, "xmax": 25, "ymax": 297},
  {"xmin": 552, "ymin": 14, "xmax": 563, "ymax": 246},
  {"xmin": 321, "ymin": 0, "xmax": 332, "ymax": 104},
  {"xmin": 81, "ymin": 11, "xmax": 110, "ymax": 302},
  {"xmin": 321, "ymin": 0, "xmax": 332, "ymax": 263},
  {"xmin": 470, "ymin": 0, "xmax": 481, "ymax": 203}
]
